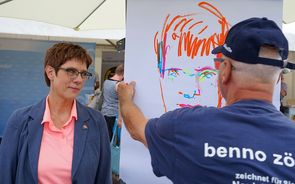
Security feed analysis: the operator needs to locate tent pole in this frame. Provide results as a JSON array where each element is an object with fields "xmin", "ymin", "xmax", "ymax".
[
  {"xmin": 74, "ymin": 0, "xmax": 106, "ymax": 30},
  {"xmin": 0, "ymin": 0, "xmax": 13, "ymax": 6}
]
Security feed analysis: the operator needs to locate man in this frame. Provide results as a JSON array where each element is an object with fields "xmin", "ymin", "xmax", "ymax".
[{"xmin": 118, "ymin": 17, "xmax": 295, "ymax": 183}]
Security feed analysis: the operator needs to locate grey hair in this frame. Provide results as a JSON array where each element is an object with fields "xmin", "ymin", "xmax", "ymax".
[{"xmin": 230, "ymin": 46, "xmax": 282, "ymax": 85}]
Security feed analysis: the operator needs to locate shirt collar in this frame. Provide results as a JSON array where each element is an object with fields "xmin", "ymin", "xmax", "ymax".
[{"xmin": 41, "ymin": 96, "xmax": 78, "ymax": 126}]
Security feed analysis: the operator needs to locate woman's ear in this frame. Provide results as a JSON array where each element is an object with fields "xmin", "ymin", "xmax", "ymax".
[{"xmin": 45, "ymin": 65, "xmax": 55, "ymax": 81}]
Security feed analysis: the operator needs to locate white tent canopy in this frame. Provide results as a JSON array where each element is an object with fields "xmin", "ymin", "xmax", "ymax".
[
  {"xmin": 283, "ymin": 0, "xmax": 295, "ymax": 24},
  {"xmin": 0, "ymin": 0, "xmax": 125, "ymax": 30},
  {"xmin": 0, "ymin": 17, "xmax": 125, "ymax": 45},
  {"xmin": 283, "ymin": 0, "xmax": 295, "ymax": 51},
  {"xmin": 0, "ymin": 0, "xmax": 294, "ymax": 48},
  {"xmin": 283, "ymin": 22, "xmax": 295, "ymax": 51},
  {"xmin": 0, "ymin": 0, "xmax": 126, "ymax": 45}
]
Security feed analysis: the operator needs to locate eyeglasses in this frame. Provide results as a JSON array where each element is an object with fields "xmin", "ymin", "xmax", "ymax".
[
  {"xmin": 213, "ymin": 58, "xmax": 225, "ymax": 63},
  {"xmin": 57, "ymin": 67, "xmax": 92, "ymax": 80},
  {"xmin": 213, "ymin": 58, "xmax": 236, "ymax": 70}
]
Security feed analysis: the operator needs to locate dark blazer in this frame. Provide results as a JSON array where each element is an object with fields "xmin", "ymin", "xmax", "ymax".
[{"xmin": 0, "ymin": 98, "xmax": 111, "ymax": 184}]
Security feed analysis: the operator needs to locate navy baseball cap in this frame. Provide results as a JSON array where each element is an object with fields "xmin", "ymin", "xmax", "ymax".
[{"xmin": 212, "ymin": 17, "xmax": 294, "ymax": 69}]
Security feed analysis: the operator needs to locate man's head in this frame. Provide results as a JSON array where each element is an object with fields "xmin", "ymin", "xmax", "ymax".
[
  {"xmin": 211, "ymin": 17, "xmax": 289, "ymax": 103},
  {"xmin": 44, "ymin": 42, "xmax": 92, "ymax": 87},
  {"xmin": 212, "ymin": 17, "xmax": 288, "ymax": 67}
]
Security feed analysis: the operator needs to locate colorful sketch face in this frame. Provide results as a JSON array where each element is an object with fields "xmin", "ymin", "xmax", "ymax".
[{"xmin": 154, "ymin": 1, "xmax": 230, "ymax": 112}]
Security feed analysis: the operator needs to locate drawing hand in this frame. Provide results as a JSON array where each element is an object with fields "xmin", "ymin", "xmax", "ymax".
[{"xmin": 118, "ymin": 81, "xmax": 136, "ymax": 103}]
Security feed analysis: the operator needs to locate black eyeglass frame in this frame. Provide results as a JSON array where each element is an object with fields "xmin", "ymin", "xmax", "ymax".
[
  {"xmin": 213, "ymin": 58, "xmax": 225, "ymax": 63},
  {"xmin": 213, "ymin": 57, "xmax": 237, "ymax": 70},
  {"xmin": 57, "ymin": 67, "xmax": 92, "ymax": 80}
]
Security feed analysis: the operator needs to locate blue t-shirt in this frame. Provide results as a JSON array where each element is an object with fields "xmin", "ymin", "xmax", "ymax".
[{"xmin": 145, "ymin": 100, "xmax": 295, "ymax": 184}]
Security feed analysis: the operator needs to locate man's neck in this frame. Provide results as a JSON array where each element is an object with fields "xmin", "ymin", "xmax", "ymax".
[{"xmin": 225, "ymin": 84, "xmax": 274, "ymax": 105}]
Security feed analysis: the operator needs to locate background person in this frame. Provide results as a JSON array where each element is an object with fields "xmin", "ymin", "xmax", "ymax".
[
  {"xmin": 88, "ymin": 73, "xmax": 102, "ymax": 111},
  {"xmin": 280, "ymin": 72, "xmax": 288, "ymax": 113},
  {"xmin": 0, "ymin": 42, "xmax": 111, "ymax": 184},
  {"xmin": 118, "ymin": 17, "xmax": 295, "ymax": 183},
  {"xmin": 101, "ymin": 64, "xmax": 124, "ymax": 141}
]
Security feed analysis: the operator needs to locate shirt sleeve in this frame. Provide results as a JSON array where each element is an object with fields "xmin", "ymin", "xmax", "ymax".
[{"xmin": 145, "ymin": 109, "xmax": 178, "ymax": 179}]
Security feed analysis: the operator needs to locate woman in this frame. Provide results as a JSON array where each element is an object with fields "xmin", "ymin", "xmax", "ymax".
[{"xmin": 0, "ymin": 42, "xmax": 111, "ymax": 184}]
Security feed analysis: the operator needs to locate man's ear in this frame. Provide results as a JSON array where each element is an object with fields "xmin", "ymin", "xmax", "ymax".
[
  {"xmin": 45, "ymin": 65, "xmax": 55, "ymax": 80},
  {"xmin": 220, "ymin": 60, "xmax": 232, "ymax": 84}
]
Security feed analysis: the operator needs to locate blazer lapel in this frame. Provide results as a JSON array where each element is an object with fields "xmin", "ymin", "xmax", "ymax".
[
  {"xmin": 72, "ymin": 102, "xmax": 90, "ymax": 177},
  {"xmin": 28, "ymin": 98, "xmax": 46, "ymax": 183}
]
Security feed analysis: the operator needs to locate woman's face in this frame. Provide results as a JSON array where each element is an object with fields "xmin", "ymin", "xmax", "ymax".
[{"xmin": 49, "ymin": 59, "xmax": 88, "ymax": 100}]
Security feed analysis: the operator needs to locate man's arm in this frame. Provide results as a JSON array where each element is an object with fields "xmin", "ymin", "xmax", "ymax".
[{"xmin": 117, "ymin": 81, "xmax": 148, "ymax": 146}]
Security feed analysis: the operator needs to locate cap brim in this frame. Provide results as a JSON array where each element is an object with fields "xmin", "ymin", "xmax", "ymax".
[{"xmin": 211, "ymin": 45, "xmax": 223, "ymax": 54}]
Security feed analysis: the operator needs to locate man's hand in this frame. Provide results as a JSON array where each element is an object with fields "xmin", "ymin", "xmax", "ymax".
[
  {"xmin": 117, "ymin": 81, "xmax": 136, "ymax": 104},
  {"xmin": 117, "ymin": 81, "xmax": 148, "ymax": 146}
]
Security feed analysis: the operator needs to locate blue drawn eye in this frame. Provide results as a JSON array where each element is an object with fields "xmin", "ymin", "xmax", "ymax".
[
  {"xmin": 198, "ymin": 70, "xmax": 217, "ymax": 81},
  {"xmin": 166, "ymin": 68, "xmax": 182, "ymax": 79},
  {"xmin": 169, "ymin": 70, "xmax": 179, "ymax": 77}
]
